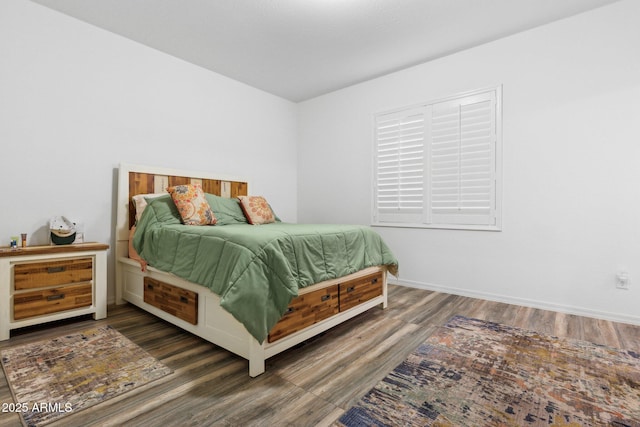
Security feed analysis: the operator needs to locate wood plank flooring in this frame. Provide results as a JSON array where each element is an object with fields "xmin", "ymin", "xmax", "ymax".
[{"xmin": 1, "ymin": 285, "xmax": 638, "ymax": 426}]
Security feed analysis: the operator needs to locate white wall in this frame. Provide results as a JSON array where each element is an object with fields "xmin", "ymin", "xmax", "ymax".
[
  {"xmin": 0, "ymin": 0, "xmax": 298, "ymax": 303},
  {"xmin": 298, "ymin": 0, "xmax": 640, "ymax": 325},
  {"xmin": 2, "ymin": 0, "xmax": 638, "ymax": 324}
]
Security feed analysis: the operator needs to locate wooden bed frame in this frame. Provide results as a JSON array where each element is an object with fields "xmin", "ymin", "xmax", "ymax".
[{"xmin": 115, "ymin": 163, "xmax": 388, "ymax": 377}]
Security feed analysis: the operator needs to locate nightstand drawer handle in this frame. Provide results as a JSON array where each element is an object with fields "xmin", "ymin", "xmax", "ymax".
[
  {"xmin": 47, "ymin": 294, "xmax": 65, "ymax": 301},
  {"xmin": 346, "ymin": 286, "xmax": 355, "ymax": 293},
  {"xmin": 321, "ymin": 294, "xmax": 331, "ymax": 302},
  {"xmin": 47, "ymin": 266, "xmax": 66, "ymax": 274}
]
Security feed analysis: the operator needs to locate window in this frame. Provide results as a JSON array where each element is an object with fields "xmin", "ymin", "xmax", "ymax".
[{"xmin": 373, "ymin": 86, "xmax": 502, "ymax": 230}]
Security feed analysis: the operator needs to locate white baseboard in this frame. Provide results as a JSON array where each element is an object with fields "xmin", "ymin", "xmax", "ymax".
[{"xmin": 389, "ymin": 278, "xmax": 640, "ymax": 327}]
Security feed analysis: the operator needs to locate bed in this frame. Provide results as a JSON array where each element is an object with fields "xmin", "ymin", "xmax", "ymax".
[{"xmin": 115, "ymin": 163, "xmax": 397, "ymax": 376}]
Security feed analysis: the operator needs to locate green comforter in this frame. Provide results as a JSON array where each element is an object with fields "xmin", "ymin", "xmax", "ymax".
[{"xmin": 133, "ymin": 196, "xmax": 398, "ymax": 343}]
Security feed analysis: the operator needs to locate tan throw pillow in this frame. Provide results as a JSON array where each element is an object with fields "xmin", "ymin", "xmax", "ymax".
[
  {"xmin": 167, "ymin": 184, "xmax": 217, "ymax": 225},
  {"xmin": 238, "ymin": 195, "xmax": 276, "ymax": 225}
]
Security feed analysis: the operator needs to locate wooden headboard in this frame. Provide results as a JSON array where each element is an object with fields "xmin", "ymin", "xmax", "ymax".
[
  {"xmin": 115, "ymin": 163, "xmax": 249, "ymax": 264},
  {"xmin": 127, "ymin": 170, "xmax": 248, "ymax": 231}
]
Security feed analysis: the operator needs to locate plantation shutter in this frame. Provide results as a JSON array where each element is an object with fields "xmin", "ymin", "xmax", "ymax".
[
  {"xmin": 373, "ymin": 86, "xmax": 501, "ymax": 230},
  {"xmin": 428, "ymin": 91, "xmax": 497, "ymax": 226},
  {"xmin": 374, "ymin": 107, "xmax": 426, "ymax": 223}
]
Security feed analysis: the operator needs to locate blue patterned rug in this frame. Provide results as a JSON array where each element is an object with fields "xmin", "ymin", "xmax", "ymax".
[{"xmin": 336, "ymin": 315, "xmax": 640, "ymax": 426}]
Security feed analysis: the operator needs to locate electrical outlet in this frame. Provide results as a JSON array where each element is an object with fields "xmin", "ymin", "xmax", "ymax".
[{"xmin": 616, "ymin": 272, "xmax": 630, "ymax": 290}]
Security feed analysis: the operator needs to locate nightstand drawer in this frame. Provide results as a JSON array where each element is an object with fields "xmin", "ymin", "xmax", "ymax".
[
  {"xmin": 13, "ymin": 283, "xmax": 93, "ymax": 320},
  {"xmin": 13, "ymin": 258, "xmax": 93, "ymax": 290}
]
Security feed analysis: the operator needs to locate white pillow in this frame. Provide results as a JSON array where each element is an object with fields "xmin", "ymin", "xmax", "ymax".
[{"xmin": 132, "ymin": 193, "xmax": 166, "ymax": 223}]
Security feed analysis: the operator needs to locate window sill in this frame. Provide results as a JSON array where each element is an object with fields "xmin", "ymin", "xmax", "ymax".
[{"xmin": 371, "ymin": 222, "xmax": 502, "ymax": 232}]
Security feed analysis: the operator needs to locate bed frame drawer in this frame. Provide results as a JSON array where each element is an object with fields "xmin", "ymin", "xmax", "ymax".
[
  {"xmin": 13, "ymin": 283, "xmax": 93, "ymax": 320},
  {"xmin": 268, "ymin": 284, "xmax": 339, "ymax": 343},
  {"xmin": 144, "ymin": 277, "xmax": 198, "ymax": 325},
  {"xmin": 13, "ymin": 258, "xmax": 93, "ymax": 290},
  {"xmin": 339, "ymin": 271, "xmax": 383, "ymax": 312}
]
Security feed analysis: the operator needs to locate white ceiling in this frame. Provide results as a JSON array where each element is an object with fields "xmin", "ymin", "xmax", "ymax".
[{"xmin": 32, "ymin": 0, "xmax": 619, "ymax": 102}]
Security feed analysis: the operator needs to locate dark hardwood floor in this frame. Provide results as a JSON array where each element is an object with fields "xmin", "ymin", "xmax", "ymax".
[{"xmin": 1, "ymin": 285, "xmax": 638, "ymax": 426}]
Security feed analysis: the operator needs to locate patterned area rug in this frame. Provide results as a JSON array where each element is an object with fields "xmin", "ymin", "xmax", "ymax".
[
  {"xmin": 337, "ymin": 315, "xmax": 640, "ymax": 427},
  {"xmin": 1, "ymin": 325, "xmax": 172, "ymax": 426}
]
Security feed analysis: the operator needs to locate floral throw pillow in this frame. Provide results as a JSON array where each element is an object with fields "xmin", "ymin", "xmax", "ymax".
[
  {"xmin": 238, "ymin": 195, "xmax": 275, "ymax": 225},
  {"xmin": 167, "ymin": 184, "xmax": 217, "ymax": 225}
]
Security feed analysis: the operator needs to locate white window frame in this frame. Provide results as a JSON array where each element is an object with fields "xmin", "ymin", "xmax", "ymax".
[{"xmin": 372, "ymin": 86, "xmax": 502, "ymax": 231}]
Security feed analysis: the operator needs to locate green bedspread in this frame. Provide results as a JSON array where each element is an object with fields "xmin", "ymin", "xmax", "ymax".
[{"xmin": 133, "ymin": 196, "xmax": 398, "ymax": 343}]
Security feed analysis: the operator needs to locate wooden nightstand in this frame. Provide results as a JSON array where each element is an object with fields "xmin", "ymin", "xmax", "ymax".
[{"xmin": 0, "ymin": 242, "xmax": 109, "ymax": 340}]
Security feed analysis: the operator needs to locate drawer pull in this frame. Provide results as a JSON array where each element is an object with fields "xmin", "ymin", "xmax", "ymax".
[
  {"xmin": 346, "ymin": 286, "xmax": 355, "ymax": 293},
  {"xmin": 46, "ymin": 294, "xmax": 65, "ymax": 301},
  {"xmin": 371, "ymin": 278, "xmax": 378, "ymax": 284},
  {"xmin": 180, "ymin": 296, "xmax": 189, "ymax": 304},
  {"xmin": 286, "ymin": 307, "xmax": 295, "ymax": 314},
  {"xmin": 321, "ymin": 294, "xmax": 331, "ymax": 302},
  {"xmin": 47, "ymin": 266, "xmax": 66, "ymax": 274},
  {"xmin": 146, "ymin": 284, "xmax": 154, "ymax": 290}
]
